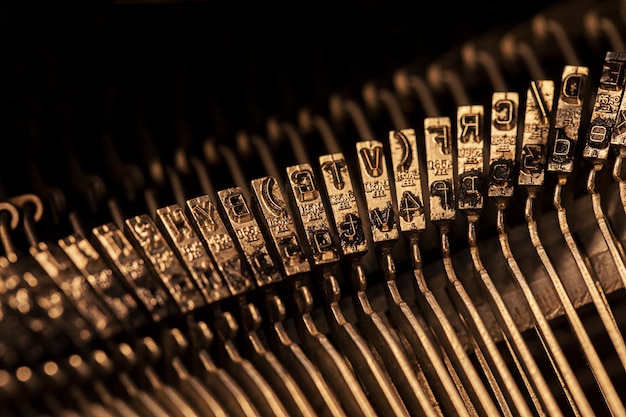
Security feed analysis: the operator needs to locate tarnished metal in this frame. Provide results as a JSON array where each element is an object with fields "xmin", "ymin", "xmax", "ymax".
[
  {"xmin": 549, "ymin": 65, "xmax": 626, "ymax": 373},
  {"xmin": 318, "ymin": 153, "xmax": 368, "ymax": 257},
  {"xmin": 213, "ymin": 311, "xmax": 290, "ymax": 417},
  {"xmin": 6, "ymin": 256, "xmax": 93, "ymax": 350},
  {"xmin": 282, "ymin": 155, "xmax": 410, "ymax": 416},
  {"xmin": 488, "ymin": 93, "xmax": 519, "ymax": 200},
  {"xmin": 239, "ymin": 302, "xmax": 317, "ymax": 417},
  {"xmin": 489, "ymin": 89, "xmax": 595, "ymax": 416},
  {"xmin": 59, "ymin": 233, "xmax": 148, "ymax": 333},
  {"xmin": 285, "ymin": 164, "xmax": 340, "ymax": 266},
  {"xmin": 456, "ymin": 106, "xmax": 485, "ymax": 213},
  {"xmin": 159, "ymin": 328, "xmax": 229, "ymax": 417},
  {"xmin": 184, "ymin": 319, "xmax": 262, "ymax": 417},
  {"xmin": 456, "ymin": 105, "xmax": 562, "ymax": 417},
  {"xmin": 356, "ymin": 140, "xmax": 399, "ymax": 243},
  {"xmin": 388, "ymin": 128, "xmax": 475, "ymax": 417},
  {"xmin": 517, "ymin": 80, "xmax": 554, "ymax": 187},
  {"xmin": 124, "ymin": 214, "xmax": 206, "ymax": 314},
  {"xmin": 250, "ymin": 176, "xmax": 311, "ymax": 277},
  {"xmin": 327, "ymin": 142, "xmax": 439, "ymax": 417},
  {"xmin": 424, "ymin": 115, "xmax": 518, "ymax": 417},
  {"xmin": 185, "ymin": 194, "xmax": 256, "ymax": 293},
  {"xmin": 583, "ymin": 51, "xmax": 626, "ymax": 161},
  {"xmin": 289, "ymin": 282, "xmax": 377, "ymax": 417},
  {"xmin": 547, "ymin": 66, "xmax": 589, "ymax": 174},
  {"xmin": 0, "ymin": 256, "xmax": 73, "ymax": 358},
  {"xmin": 156, "ymin": 204, "xmax": 231, "ymax": 304},
  {"xmin": 93, "ymin": 222, "xmax": 176, "ymax": 323},
  {"xmin": 424, "ymin": 117, "xmax": 456, "ymax": 223},
  {"xmin": 216, "ymin": 187, "xmax": 282, "ymax": 287},
  {"xmin": 263, "ymin": 293, "xmax": 347, "ymax": 417},
  {"xmin": 30, "ymin": 241, "xmax": 120, "ymax": 340},
  {"xmin": 319, "ymin": 268, "xmax": 412, "ymax": 417},
  {"xmin": 389, "ymin": 129, "xmax": 427, "ymax": 232}
]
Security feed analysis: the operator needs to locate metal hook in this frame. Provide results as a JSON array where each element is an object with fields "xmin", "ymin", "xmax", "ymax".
[
  {"xmin": 158, "ymin": 329, "xmax": 229, "ymax": 417},
  {"xmin": 420, "ymin": 117, "xmax": 521, "ymax": 416},
  {"xmin": 532, "ymin": 15, "xmax": 581, "ymax": 65},
  {"xmin": 461, "ymin": 42, "xmax": 509, "ymax": 92},
  {"xmin": 426, "ymin": 64, "xmax": 471, "ymax": 107},
  {"xmin": 108, "ymin": 343, "xmax": 171, "ymax": 417},
  {"xmin": 362, "ymin": 82, "xmax": 410, "ymax": 131},
  {"xmin": 18, "ymin": 194, "xmax": 124, "ymax": 342},
  {"xmin": 0, "ymin": 202, "xmax": 20, "ymax": 263},
  {"xmin": 212, "ymin": 311, "xmax": 290, "ymax": 417},
  {"xmin": 393, "ymin": 69, "xmax": 440, "ymax": 118},
  {"xmin": 238, "ymin": 302, "xmax": 317, "ymax": 417},
  {"xmin": 62, "ymin": 353, "xmax": 122, "ymax": 417},
  {"xmin": 262, "ymin": 293, "xmax": 347, "ymax": 417},
  {"xmin": 9, "ymin": 194, "xmax": 45, "ymax": 249},
  {"xmin": 584, "ymin": 10, "xmax": 626, "ymax": 54},
  {"xmin": 329, "ymin": 94, "xmax": 376, "ymax": 141},
  {"xmin": 500, "ymin": 34, "xmax": 547, "ymax": 81},
  {"xmin": 487, "ymin": 86, "xmax": 596, "ymax": 416},
  {"xmin": 455, "ymin": 103, "xmax": 562, "ymax": 416},
  {"xmin": 297, "ymin": 108, "xmax": 342, "ymax": 155}
]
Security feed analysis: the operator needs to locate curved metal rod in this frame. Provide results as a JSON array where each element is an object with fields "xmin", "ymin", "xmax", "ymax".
[
  {"xmin": 383, "ymin": 240, "xmax": 478, "ymax": 417},
  {"xmin": 218, "ymin": 144, "xmax": 251, "ymax": 198},
  {"xmin": 263, "ymin": 293, "xmax": 347, "ymax": 417},
  {"xmin": 248, "ymin": 140, "xmax": 377, "ymax": 416},
  {"xmin": 280, "ymin": 121, "xmax": 310, "ymax": 166},
  {"xmin": 362, "ymin": 83, "xmax": 410, "ymax": 131},
  {"xmin": 526, "ymin": 190, "xmax": 626, "ymax": 417},
  {"xmin": 132, "ymin": 338, "xmax": 204, "ymax": 417},
  {"xmin": 250, "ymin": 134, "xmax": 282, "ymax": 183},
  {"xmin": 532, "ymin": 15, "xmax": 581, "ymax": 65},
  {"xmin": 213, "ymin": 312, "xmax": 290, "ymax": 417},
  {"xmin": 350, "ymin": 260, "xmax": 441, "ymax": 417},
  {"xmin": 467, "ymin": 217, "xmax": 560, "ymax": 417},
  {"xmin": 238, "ymin": 303, "xmax": 317, "ymax": 417},
  {"xmin": 461, "ymin": 43, "xmax": 509, "ymax": 92},
  {"xmin": 613, "ymin": 150, "xmax": 626, "ymax": 223},
  {"xmin": 330, "ymin": 95, "xmax": 376, "ymax": 142},
  {"xmin": 298, "ymin": 109, "xmax": 343, "ymax": 155},
  {"xmin": 438, "ymin": 222, "xmax": 533, "ymax": 417},
  {"xmin": 321, "ymin": 269, "xmax": 411, "ymax": 417},
  {"xmin": 554, "ymin": 178, "xmax": 626, "ymax": 370},
  {"xmin": 496, "ymin": 203, "xmax": 593, "ymax": 417},
  {"xmin": 393, "ymin": 71, "xmax": 440, "ymax": 118},
  {"xmin": 290, "ymin": 282, "xmax": 377, "ymax": 417},
  {"xmin": 426, "ymin": 66, "xmax": 471, "ymax": 107},
  {"xmin": 0, "ymin": 202, "xmax": 19, "ymax": 263},
  {"xmin": 589, "ymin": 167, "xmax": 626, "ymax": 291},
  {"xmin": 584, "ymin": 10, "xmax": 626, "ymax": 53},
  {"xmin": 184, "ymin": 320, "xmax": 262, "ymax": 417},
  {"xmin": 412, "ymin": 234, "xmax": 501, "ymax": 415},
  {"xmin": 147, "ymin": 333, "xmax": 229, "ymax": 417},
  {"xmin": 500, "ymin": 35, "xmax": 547, "ymax": 80}
]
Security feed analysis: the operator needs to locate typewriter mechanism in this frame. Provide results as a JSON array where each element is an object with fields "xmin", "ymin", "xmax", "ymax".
[{"xmin": 2, "ymin": 0, "xmax": 626, "ymax": 415}]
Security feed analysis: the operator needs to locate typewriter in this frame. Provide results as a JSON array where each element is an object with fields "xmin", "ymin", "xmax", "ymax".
[{"xmin": 2, "ymin": 0, "xmax": 626, "ymax": 415}]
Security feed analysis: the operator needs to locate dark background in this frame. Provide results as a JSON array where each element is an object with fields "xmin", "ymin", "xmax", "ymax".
[
  {"xmin": 0, "ymin": 0, "xmax": 572, "ymax": 233},
  {"xmin": 0, "ymin": 1, "xmax": 561, "ymax": 145}
]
